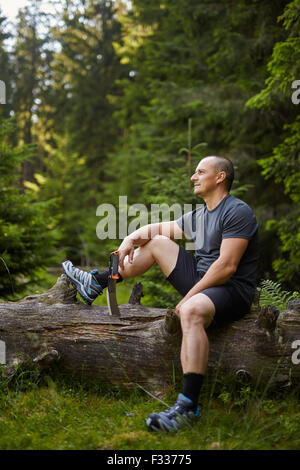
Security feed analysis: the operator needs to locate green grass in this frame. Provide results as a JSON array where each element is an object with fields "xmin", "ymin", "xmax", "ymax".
[
  {"xmin": 92, "ymin": 280, "xmax": 135, "ymax": 306},
  {"xmin": 0, "ymin": 370, "xmax": 299, "ymax": 450},
  {"xmin": 2, "ymin": 270, "xmax": 300, "ymax": 450}
]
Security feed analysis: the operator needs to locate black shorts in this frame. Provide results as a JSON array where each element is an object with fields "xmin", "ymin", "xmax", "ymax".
[{"xmin": 166, "ymin": 246, "xmax": 252, "ymax": 325}]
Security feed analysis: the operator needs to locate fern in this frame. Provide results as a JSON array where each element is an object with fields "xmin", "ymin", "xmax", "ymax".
[{"xmin": 258, "ymin": 279, "xmax": 299, "ymax": 313}]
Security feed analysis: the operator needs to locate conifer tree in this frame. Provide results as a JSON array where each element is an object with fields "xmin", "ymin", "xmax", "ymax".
[
  {"xmin": 246, "ymin": 0, "xmax": 300, "ymax": 289},
  {"xmin": 38, "ymin": 0, "xmax": 128, "ymax": 264},
  {"xmin": 13, "ymin": 0, "xmax": 52, "ymax": 181},
  {"xmin": 0, "ymin": 119, "xmax": 59, "ymax": 299}
]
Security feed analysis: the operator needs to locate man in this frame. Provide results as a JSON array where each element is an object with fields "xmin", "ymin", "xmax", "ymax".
[{"xmin": 62, "ymin": 155, "xmax": 259, "ymax": 432}]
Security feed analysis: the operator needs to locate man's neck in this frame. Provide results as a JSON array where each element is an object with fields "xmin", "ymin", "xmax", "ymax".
[{"xmin": 203, "ymin": 191, "xmax": 229, "ymax": 211}]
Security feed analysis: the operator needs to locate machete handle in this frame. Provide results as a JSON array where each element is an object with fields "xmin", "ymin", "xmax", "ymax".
[{"xmin": 109, "ymin": 251, "xmax": 119, "ymax": 279}]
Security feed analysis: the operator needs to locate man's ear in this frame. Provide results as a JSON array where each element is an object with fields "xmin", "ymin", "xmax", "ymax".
[{"xmin": 217, "ymin": 171, "xmax": 226, "ymax": 184}]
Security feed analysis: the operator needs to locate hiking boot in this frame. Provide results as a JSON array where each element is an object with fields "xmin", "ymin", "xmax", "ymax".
[
  {"xmin": 62, "ymin": 260, "xmax": 103, "ymax": 305},
  {"xmin": 145, "ymin": 393, "xmax": 199, "ymax": 432}
]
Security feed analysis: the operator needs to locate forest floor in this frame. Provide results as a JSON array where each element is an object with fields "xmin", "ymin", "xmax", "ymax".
[
  {"xmin": 0, "ymin": 370, "xmax": 300, "ymax": 450},
  {"xmin": 1, "ymin": 269, "xmax": 299, "ymax": 450}
]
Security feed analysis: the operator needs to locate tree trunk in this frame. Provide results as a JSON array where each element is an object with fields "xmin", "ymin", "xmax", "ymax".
[{"xmin": 0, "ymin": 275, "xmax": 299, "ymax": 391}]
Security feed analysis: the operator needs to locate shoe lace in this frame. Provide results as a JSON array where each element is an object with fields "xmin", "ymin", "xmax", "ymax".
[
  {"xmin": 165, "ymin": 401, "xmax": 183, "ymax": 417},
  {"xmin": 72, "ymin": 266, "xmax": 92, "ymax": 288}
]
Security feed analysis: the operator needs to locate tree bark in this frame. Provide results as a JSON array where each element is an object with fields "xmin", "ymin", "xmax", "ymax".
[{"xmin": 0, "ymin": 275, "xmax": 299, "ymax": 391}]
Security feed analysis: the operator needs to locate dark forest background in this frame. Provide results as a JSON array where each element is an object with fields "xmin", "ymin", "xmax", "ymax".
[{"xmin": 0, "ymin": 0, "xmax": 299, "ymax": 302}]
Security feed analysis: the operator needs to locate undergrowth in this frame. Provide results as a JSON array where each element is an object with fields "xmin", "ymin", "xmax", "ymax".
[
  {"xmin": 0, "ymin": 366, "xmax": 299, "ymax": 450},
  {"xmin": 1, "ymin": 275, "xmax": 300, "ymax": 450},
  {"xmin": 258, "ymin": 279, "xmax": 299, "ymax": 312}
]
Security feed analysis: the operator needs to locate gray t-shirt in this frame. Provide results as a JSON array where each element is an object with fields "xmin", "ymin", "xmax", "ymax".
[{"xmin": 175, "ymin": 194, "xmax": 259, "ymax": 305}]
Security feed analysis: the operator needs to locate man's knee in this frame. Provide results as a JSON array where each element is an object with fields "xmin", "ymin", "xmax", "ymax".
[
  {"xmin": 179, "ymin": 295, "xmax": 215, "ymax": 329},
  {"xmin": 141, "ymin": 234, "xmax": 169, "ymax": 251},
  {"xmin": 151, "ymin": 234, "xmax": 171, "ymax": 243},
  {"xmin": 138, "ymin": 234, "xmax": 179, "ymax": 277},
  {"xmin": 147, "ymin": 234, "xmax": 178, "ymax": 257}
]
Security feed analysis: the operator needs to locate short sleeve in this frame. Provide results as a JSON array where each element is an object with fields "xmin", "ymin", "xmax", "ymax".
[
  {"xmin": 222, "ymin": 203, "xmax": 258, "ymax": 240},
  {"xmin": 175, "ymin": 211, "xmax": 194, "ymax": 239}
]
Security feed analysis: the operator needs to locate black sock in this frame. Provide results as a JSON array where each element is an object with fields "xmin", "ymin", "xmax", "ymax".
[
  {"xmin": 93, "ymin": 269, "xmax": 123, "ymax": 289},
  {"xmin": 183, "ymin": 373, "xmax": 204, "ymax": 411}
]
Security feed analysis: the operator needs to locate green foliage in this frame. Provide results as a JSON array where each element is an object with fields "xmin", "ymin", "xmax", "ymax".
[
  {"xmin": 246, "ymin": 0, "xmax": 300, "ymax": 289},
  {"xmin": 258, "ymin": 279, "xmax": 299, "ymax": 312},
  {"xmin": 0, "ymin": 119, "xmax": 59, "ymax": 299},
  {"xmin": 39, "ymin": 139, "xmax": 98, "ymax": 265},
  {"xmin": 13, "ymin": 0, "xmax": 51, "ymax": 158},
  {"xmin": 0, "ymin": 0, "xmax": 298, "ymax": 296},
  {"xmin": 0, "ymin": 368, "xmax": 300, "ymax": 450},
  {"xmin": 102, "ymin": 0, "xmax": 293, "ymax": 302},
  {"xmin": 0, "ymin": 0, "xmax": 300, "ymax": 450},
  {"xmin": 48, "ymin": 0, "xmax": 128, "ymax": 166},
  {"xmin": 138, "ymin": 265, "xmax": 181, "ymax": 309},
  {"xmin": 32, "ymin": 0, "xmax": 129, "ymax": 264},
  {"xmin": 258, "ymin": 117, "xmax": 300, "ymax": 287}
]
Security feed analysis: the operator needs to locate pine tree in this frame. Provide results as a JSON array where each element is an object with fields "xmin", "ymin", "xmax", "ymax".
[
  {"xmin": 246, "ymin": 0, "xmax": 300, "ymax": 289},
  {"xmin": 0, "ymin": 119, "xmax": 59, "ymax": 299},
  {"xmin": 37, "ymin": 0, "xmax": 129, "ymax": 264},
  {"xmin": 12, "ymin": 0, "xmax": 52, "ymax": 181},
  {"xmin": 104, "ymin": 0, "xmax": 291, "ymax": 303},
  {"xmin": 107, "ymin": 0, "xmax": 289, "ymax": 201},
  {"xmin": 48, "ymin": 0, "xmax": 128, "ymax": 174}
]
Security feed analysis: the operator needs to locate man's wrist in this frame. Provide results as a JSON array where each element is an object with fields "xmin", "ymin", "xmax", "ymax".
[{"xmin": 188, "ymin": 281, "xmax": 205, "ymax": 297}]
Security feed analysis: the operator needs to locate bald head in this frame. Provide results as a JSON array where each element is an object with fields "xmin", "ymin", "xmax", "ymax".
[{"xmin": 202, "ymin": 155, "xmax": 234, "ymax": 191}]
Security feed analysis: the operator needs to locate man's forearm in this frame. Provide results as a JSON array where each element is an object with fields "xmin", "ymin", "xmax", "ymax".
[
  {"xmin": 125, "ymin": 223, "xmax": 162, "ymax": 247},
  {"xmin": 185, "ymin": 258, "xmax": 236, "ymax": 299}
]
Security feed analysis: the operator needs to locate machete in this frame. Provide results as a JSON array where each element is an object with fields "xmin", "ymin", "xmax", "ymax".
[{"xmin": 107, "ymin": 250, "xmax": 120, "ymax": 317}]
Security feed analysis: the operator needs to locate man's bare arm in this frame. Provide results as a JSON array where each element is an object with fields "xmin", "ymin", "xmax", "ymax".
[{"xmin": 118, "ymin": 221, "xmax": 184, "ymax": 270}]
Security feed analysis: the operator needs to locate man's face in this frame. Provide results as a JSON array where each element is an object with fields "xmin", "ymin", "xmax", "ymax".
[{"xmin": 191, "ymin": 157, "xmax": 222, "ymax": 198}]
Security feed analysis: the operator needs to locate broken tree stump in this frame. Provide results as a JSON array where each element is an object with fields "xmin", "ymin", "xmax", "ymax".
[{"xmin": 0, "ymin": 275, "xmax": 299, "ymax": 390}]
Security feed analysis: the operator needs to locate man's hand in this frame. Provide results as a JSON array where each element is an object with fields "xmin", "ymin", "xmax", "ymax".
[
  {"xmin": 116, "ymin": 221, "xmax": 184, "ymax": 272},
  {"xmin": 118, "ymin": 238, "xmax": 135, "ymax": 271},
  {"xmin": 175, "ymin": 294, "xmax": 192, "ymax": 315}
]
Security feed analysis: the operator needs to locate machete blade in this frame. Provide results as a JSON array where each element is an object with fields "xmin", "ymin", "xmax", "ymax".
[
  {"xmin": 107, "ymin": 277, "xmax": 120, "ymax": 317},
  {"xmin": 107, "ymin": 251, "xmax": 121, "ymax": 317}
]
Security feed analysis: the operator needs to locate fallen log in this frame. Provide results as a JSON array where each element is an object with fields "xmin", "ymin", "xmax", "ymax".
[{"xmin": 0, "ymin": 275, "xmax": 299, "ymax": 391}]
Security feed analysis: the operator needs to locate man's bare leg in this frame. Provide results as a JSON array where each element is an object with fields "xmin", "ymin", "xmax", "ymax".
[
  {"xmin": 118, "ymin": 235, "xmax": 180, "ymax": 280},
  {"xmin": 119, "ymin": 237, "xmax": 215, "ymax": 377},
  {"xmin": 145, "ymin": 292, "xmax": 215, "ymax": 432},
  {"xmin": 178, "ymin": 293, "xmax": 215, "ymax": 375},
  {"xmin": 62, "ymin": 234, "xmax": 180, "ymax": 305}
]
